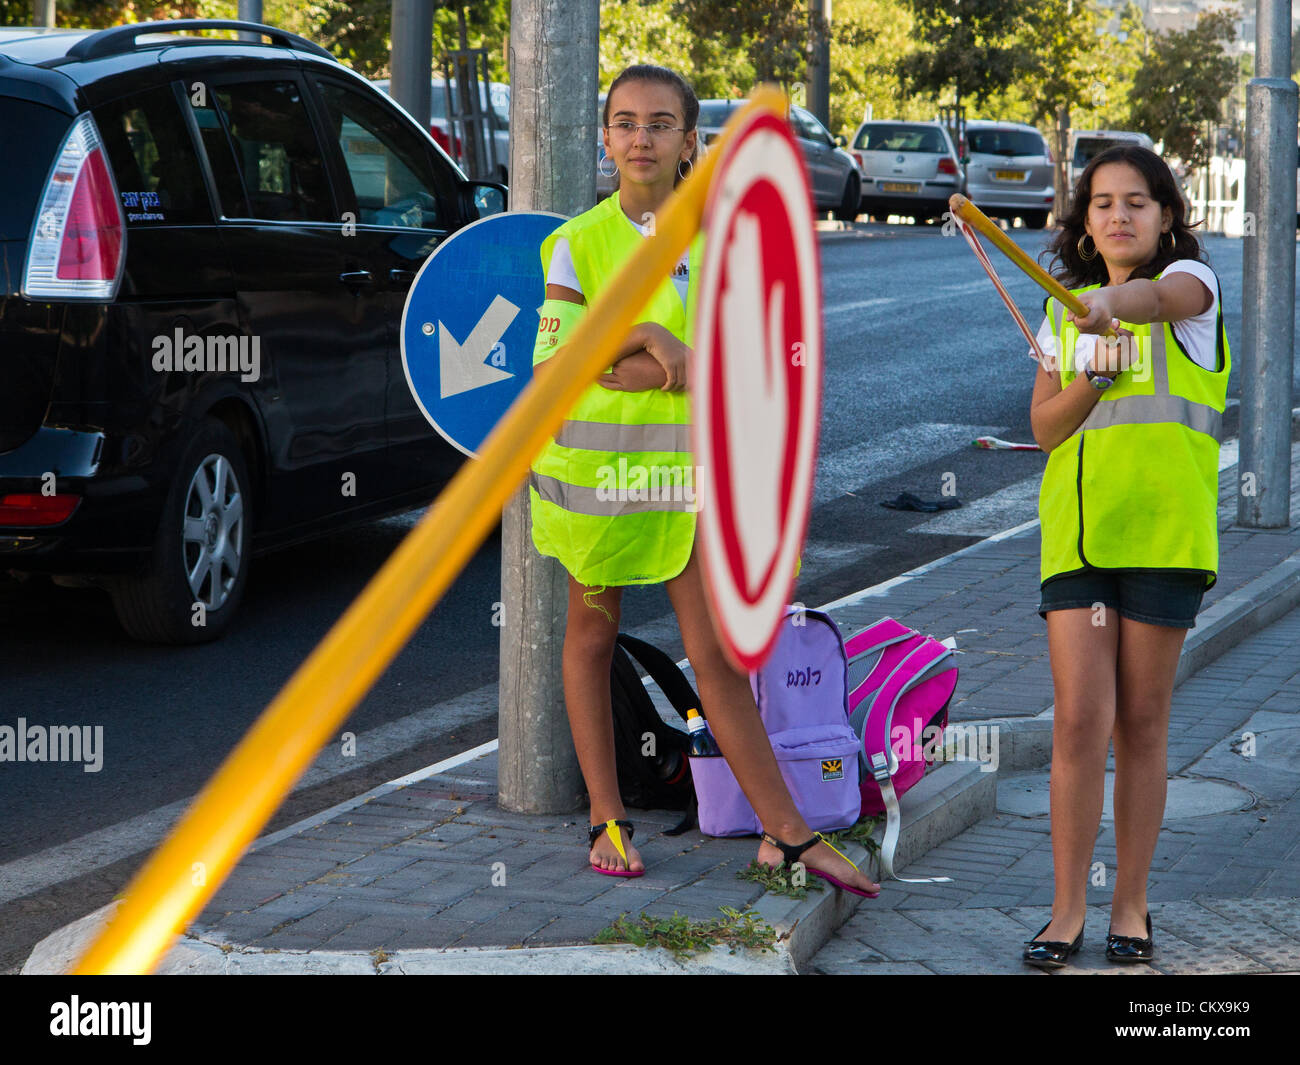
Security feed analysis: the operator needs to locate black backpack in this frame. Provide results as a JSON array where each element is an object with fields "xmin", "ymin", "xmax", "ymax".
[{"xmin": 610, "ymin": 633, "xmax": 698, "ymax": 827}]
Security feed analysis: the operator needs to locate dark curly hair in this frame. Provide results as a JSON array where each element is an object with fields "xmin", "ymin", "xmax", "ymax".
[{"xmin": 1044, "ymin": 145, "xmax": 1206, "ymax": 288}]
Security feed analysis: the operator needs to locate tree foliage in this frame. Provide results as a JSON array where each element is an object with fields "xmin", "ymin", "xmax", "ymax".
[
  {"xmin": 1126, "ymin": 9, "xmax": 1238, "ymax": 168},
  {"xmin": 898, "ymin": 0, "xmax": 1025, "ymax": 110}
]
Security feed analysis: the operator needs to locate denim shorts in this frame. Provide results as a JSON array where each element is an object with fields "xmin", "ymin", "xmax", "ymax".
[{"xmin": 1038, "ymin": 569, "xmax": 1209, "ymax": 628}]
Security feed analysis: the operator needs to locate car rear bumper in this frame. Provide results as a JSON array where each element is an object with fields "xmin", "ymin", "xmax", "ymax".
[
  {"xmin": 0, "ymin": 426, "xmax": 160, "ymax": 573},
  {"xmin": 858, "ymin": 175, "xmax": 960, "ymax": 216},
  {"xmin": 968, "ymin": 181, "xmax": 1056, "ymax": 212}
]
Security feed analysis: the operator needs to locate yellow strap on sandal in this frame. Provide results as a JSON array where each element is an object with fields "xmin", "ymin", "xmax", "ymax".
[{"xmin": 604, "ymin": 820, "xmax": 629, "ymax": 866}]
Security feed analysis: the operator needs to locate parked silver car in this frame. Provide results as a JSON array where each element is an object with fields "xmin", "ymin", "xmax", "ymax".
[
  {"xmin": 1068, "ymin": 128, "xmax": 1155, "ymax": 190},
  {"xmin": 695, "ymin": 100, "xmax": 860, "ymax": 220},
  {"xmin": 851, "ymin": 119, "xmax": 963, "ymax": 223},
  {"xmin": 964, "ymin": 119, "xmax": 1055, "ymax": 229}
]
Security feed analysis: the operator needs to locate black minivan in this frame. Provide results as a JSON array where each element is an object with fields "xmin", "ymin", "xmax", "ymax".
[{"xmin": 0, "ymin": 20, "xmax": 504, "ymax": 643}]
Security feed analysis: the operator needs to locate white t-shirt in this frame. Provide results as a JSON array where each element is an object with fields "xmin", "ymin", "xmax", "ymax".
[
  {"xmin": 547, "ymin": 211, "xmax": 690, "ymax": 306},
  {"xmin": 1032, "ymin": 259, "xmax": 1222, "ymax": 373}
]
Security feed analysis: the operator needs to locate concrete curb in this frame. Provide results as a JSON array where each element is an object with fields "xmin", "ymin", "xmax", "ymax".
[{"xmin": 22, "ymin": 758, "xmax": 994, "ymax": 974}]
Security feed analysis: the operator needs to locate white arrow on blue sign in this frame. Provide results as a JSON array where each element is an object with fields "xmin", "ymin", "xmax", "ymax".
[{"xmin": 401, "ymin": 211, "xmax": 566, "ymax": 456}]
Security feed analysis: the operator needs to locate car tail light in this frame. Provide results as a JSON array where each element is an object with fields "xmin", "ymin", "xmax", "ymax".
[
  {"xmin": 1046, "ymin": 144, "xmax": 1055, "ymax": 164},
  {"xmin": 937, "ymin": 157, "xmax": 958, "ymax": 176},
  {"xmin": 853, "ymin": 151, "xmax": 865, "ymax": 170},
  {"xmin": 0, "ymin": 493, "xmax": 81, "ymax": 526},
  {"xmin": 23, "ymin": 113, "xmax": 125, "ymax": 302}
]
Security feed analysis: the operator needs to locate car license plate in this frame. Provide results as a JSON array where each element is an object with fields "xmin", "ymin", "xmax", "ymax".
[
  {"xmin": 880, "ymin": 181, "xmax": 919, "ymax": 193},
  {"xmin": 994, "ymin": 170, "xmax": 1026, "ymax": 181}
]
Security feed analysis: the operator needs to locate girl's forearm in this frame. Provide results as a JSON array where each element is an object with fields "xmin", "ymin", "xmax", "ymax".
[
  {"xmin": 1096, "ymin": 279, "xmax": 1160, "ymax": 325},
  {"xmin": 1032, "ymin": 374, "xmax": 1105, "ymax": 452}
]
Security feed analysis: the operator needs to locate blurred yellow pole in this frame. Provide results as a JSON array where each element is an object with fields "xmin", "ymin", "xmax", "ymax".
[
  {"xmin": 949, "ymin": 193, "xmax": 1116, "ymax": 337},
  {"xmin": 71, "ymin": 87, "xmax": 788, "ymax": 976}
]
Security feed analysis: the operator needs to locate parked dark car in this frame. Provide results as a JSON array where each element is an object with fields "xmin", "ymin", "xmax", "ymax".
[{"xmin": 0, "ymin": 20, "xmax": 506, "ymax": 643}]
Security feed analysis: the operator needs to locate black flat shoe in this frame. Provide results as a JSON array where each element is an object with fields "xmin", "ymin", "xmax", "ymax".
[
  {"xmin": 1022, "ymin": 918, "xmax": 1084, "ymax": 970},
  {"xmin": 1106, "ymin": 912, "xmax": 1154, "ymax": 963}
]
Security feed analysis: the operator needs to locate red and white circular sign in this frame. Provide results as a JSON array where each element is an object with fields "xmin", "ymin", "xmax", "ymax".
[{"xmin": 693, "ymin": 107, "xmax": 823, "ymax": 671}]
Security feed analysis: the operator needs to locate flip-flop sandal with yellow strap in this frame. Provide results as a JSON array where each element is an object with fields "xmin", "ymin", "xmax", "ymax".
[
  {"xmin": 588, "ymin": 819, "xmax": 643, "ymax": 878},
  {"xmin": 761, "ymin": 831, "xmax": 879, "ymax": 898}
]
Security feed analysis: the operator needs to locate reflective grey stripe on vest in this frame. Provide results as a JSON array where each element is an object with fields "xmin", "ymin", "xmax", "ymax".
[
  {"xmin": 1080, "ymin": 312, "xmax": 1222, "ymax": 440},
  {"xmin": 553, "ymin": 420, "xmax": 691, "ymax": 454},
  {"xmin": 1080, "ymin": 395, "xmax": 1222, "ymax": 438},
  {"xmin": 528, "ymin": 471, "xmax": 696, "ymax": 515}
]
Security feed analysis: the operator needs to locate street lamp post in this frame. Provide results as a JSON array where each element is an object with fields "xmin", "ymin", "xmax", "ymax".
[{"xmin": 1239, "ymin": 0, "xmax": 1296, "ymax": 529}]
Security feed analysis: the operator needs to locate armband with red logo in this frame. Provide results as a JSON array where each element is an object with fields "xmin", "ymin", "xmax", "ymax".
[{"xmin": 533, "ymin": 299, "xmax": 585, "ymax": 365}]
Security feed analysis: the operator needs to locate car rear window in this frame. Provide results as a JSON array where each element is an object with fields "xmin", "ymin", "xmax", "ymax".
[
  {"xmin": 854, "ymin": 124, "xmax": 945, "ymax": 153},
  {"xmin": 697, "ymin": 100, "xmax": 740, "ymax": 127},
  {"xmin": 95, "ymin": 85, "xmax": 211, "ymax": 226},
  {"xmin": 968, "ymin": 128, "xmax": 1045, "ymax": 157},
  {"xmin": 0, "ymin": 95, "xmax": 70, "ymax": 240},
  {"xmin": 1074, "ymin": 137, "xmax": 1128, "ymax": 168}
]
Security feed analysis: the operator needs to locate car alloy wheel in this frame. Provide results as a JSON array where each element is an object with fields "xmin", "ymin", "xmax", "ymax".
[{"xmin": 182, "ymin": 453, "xmax": 245, "ymax": 613}]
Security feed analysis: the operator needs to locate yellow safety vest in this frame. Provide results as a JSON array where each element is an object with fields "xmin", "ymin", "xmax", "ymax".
[
  {"xmin": 529, "ymin": 191, "xmax": 703, "ymax": 587},
  {"xmin": 1038, "ymin": 276, "xmax": 1230, "ymax": 587}
]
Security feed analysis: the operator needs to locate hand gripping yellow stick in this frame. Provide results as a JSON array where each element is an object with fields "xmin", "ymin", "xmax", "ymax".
[
  {"xmin": 69, "ymin": 86, "xmax": 790, "ymax": 976},
  {"xmin": 948, "ymin": 194, "xmax": 1116, "ymax": 339}
]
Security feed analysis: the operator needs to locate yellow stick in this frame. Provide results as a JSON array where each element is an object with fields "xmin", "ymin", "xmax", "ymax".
[
  {"xmin": 71, "ymin": 85, "xmax": 789, "ymax": 975},
  {"xmin": 949, "ymin": 193, "xmax": 1116, "ymax": 337}
]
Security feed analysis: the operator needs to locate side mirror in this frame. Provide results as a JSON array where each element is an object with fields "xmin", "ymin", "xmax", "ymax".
[
  {"xmin": 464, "ymin": 180, "xmax": 507, "ymax": 219},
  {"xmin": 834, "ymin": 134, "xmax": 847, "ymax": 148}
]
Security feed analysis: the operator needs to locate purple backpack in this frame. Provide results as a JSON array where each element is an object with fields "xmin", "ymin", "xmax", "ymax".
[
  {"xmin": 845, "ymin": 618, "xmax": 958, "ymax": 883},
  {"xmin": 689, "ymin": 607, "xmax": 862, "ymax": 837}
]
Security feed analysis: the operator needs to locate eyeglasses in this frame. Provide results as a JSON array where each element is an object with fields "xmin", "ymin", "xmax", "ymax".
[{"xmin": 605, "ymin": 121, "xmax": 687, "ymax": 139}]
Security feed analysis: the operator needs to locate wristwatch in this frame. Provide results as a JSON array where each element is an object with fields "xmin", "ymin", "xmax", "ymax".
[{"xmin": 1085, "ymin": 368, "xmax": 1115, "ymax": 391}]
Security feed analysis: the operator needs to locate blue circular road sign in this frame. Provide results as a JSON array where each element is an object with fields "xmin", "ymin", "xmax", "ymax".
[{"xmin": 401, "ymin": 211, "xmax": 566, "ymax": 456}]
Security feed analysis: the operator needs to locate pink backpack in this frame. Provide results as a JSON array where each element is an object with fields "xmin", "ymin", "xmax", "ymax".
[{"xmin": 845, "ymin": 618, "xmax": 959, "ymax": 883}]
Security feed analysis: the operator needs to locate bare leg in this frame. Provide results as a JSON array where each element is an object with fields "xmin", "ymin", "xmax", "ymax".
[
  {"xmin": 561, "ymin": 578, "xmax": 642, "ymax": 873},
  {"xmin": 664, "ymin": 548, "xmax": 879, "ymax": 894},
  {"xmin": 1035, "ymin": 605, "xmax": 1119, "ymax": 943},
  {"xmin": 1110, "ymin": 616, "xmax": 1185, "ymax": 938}
]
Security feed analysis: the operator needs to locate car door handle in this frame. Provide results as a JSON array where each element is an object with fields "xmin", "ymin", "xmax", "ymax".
[
  {"xmin": 389, "ymin": 269, "xmax": 417, "ymax": 285},
  {"xmin": 339, "ymin": 270, "xmax": 374, "ymax": 286}
]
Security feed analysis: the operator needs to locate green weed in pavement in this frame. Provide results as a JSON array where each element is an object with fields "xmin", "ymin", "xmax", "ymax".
[
  {"xmin": 592, "ymin": 907, "xmax": 775, "ymax": 958},
  {"xmin": 736, "ymin": 859, "xmax": 824, "ymax": 899}
]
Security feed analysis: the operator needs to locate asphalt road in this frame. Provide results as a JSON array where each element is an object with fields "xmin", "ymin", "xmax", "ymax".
[{"xmin": 0, "ymin": 219, "xmax": 1288, "ymax": 973}]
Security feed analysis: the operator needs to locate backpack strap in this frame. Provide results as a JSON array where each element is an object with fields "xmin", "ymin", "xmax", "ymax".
[
  {"xmin": 844, "ymin": 618, "xmax": 915, "ymax": 662},
  {"xmin": 858, "ymin": 639, "xmax": 956, "ymax": 885},
  {"xmin": 616, "ymin": 633, "xmax": 701, "ymax": 725}
]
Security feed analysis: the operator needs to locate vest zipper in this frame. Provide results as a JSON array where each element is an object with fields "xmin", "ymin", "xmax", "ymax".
[{"xmin": 1075, "ymin": 432, "xmax": 1090, "ymax": 566}]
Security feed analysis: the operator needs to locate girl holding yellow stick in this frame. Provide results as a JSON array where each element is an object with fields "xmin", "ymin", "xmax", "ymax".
[
  {"xmin": 530, "ymin": 65, "xmax": 878, "ymax": 896},
  {"xmin": 1022, "ymin": 146, "xmax": 1229, "ymax": 969}
]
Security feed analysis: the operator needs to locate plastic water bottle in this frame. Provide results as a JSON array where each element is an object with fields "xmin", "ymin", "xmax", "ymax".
[{"xmin": 685, "ymin": 708, "xmax": 721, "ymax": 757}]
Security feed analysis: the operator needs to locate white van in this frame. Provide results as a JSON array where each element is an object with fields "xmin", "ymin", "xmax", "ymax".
[{"xmin": 1068, "ymin": 129, "xmax": 1156, "ymax": 190}]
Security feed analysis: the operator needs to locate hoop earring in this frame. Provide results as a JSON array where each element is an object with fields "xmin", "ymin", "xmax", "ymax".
[
  {"xmin": 677, "ymin": 157, "xmax": 694, "ymax": 181},
  {"xmin": 1164, "ymin": 230, "xmax": 1176, "ymax": 252},
  {"xmin": 1077, "ymin": 233, "xmax": 1098, "ymax": 261},
  {"xmin": 598, "ymin": 153, "xmax": 617, "ymax": 179}
]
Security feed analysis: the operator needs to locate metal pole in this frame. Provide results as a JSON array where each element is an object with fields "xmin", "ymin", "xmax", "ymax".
[
  {"xmin": 1238, "ymin": 0, "xmax": 1296, "ymax": 528},
  {"xmin": 237, "ymin": 1, "xmax": 262, "ymax": 43},
  {"xmin": 34, "ymin": 0, "xmax": 55, "ymax": 27},
  {"xmin": 806, "ymin": 0, "xmax": 832, "ymax": 128},
  {"xmin": 390, "ymin": 0, "xmax": 434, "ymax": 134},
  {"xmin": 497, "ymin": 0, "xmax": 598, "ymax": 813}
]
